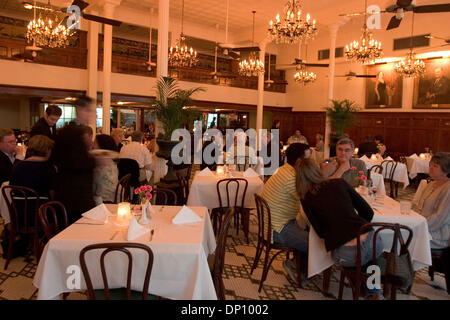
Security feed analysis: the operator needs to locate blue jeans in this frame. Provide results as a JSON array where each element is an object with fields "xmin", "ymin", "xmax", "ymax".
[
  {"xmin": 332, "ymin": 230, "xmax": 384, "ymax": 268},
  {"xmin": 273, "ymin": 219, "xmax": 309, "ymax": 253}
]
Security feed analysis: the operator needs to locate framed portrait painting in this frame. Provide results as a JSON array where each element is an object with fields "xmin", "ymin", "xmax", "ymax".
[
  {"xmin": 414, "ymin": 58, "xmax": 450, "ymax": 109},
  {"xmin": 365, "ymin": 64, "xmax": 403, "ymax": 109}
]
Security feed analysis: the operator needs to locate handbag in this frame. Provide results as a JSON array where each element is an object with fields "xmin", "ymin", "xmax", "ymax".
[{"xmin": 376, "ymin": 224, "xmax": 415, "ymax": 291}]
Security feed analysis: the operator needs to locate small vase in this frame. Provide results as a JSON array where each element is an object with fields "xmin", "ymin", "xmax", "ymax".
[{"xmin": 139, "ymin": 200, "xmax": 151, "ymax": 225}]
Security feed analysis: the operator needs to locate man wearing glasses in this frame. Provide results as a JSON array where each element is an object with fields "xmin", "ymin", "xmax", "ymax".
[
  {"xmin": 0, "ymin": 129, "xmax": 25, "ymax": 185},
  {"xmin": 321, "ymin": 138, "xmax": 367, "ymax": 188}
]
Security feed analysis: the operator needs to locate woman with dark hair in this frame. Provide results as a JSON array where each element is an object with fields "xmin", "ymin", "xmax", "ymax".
[
  {"xmin": 92, "ymin": 134, "xmax": 119, "ymax": 204},
  {"xmin": 10, "ymin": 135, "xmax": 55, "ymax": 197},
  {"xmin": 413, "ymin": 152, "xmax": 450, "ymax": 249},
  {"xmin": 296, "ymin": 158, "xmax": 384, "ymax": 299}
]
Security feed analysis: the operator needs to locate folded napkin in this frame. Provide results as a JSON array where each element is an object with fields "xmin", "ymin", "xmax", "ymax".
[
  {"xmin": 360, "ymin": 155, "xmax": 369, "ymax": 161},
  {"xmin": 126, "ymin": 218, "xmax": 150, "ymax": 241},
  {"xmin": 172, "ymin": 206, "xmax": 202, "ymax": 225},
  {"xmin": 197, "ymin": 167, "xmax": 214, "ymax": 177},
  {"xmin": 243, "ymin": 168, "xmax": 259, "ymax": 178},
  {"xmin": 81, "ymin": 203, "xmax": 110, "ymax": 224},
  {"xmin": 410, "ymin": 154, "xmax": 419, "ymax": 159}
]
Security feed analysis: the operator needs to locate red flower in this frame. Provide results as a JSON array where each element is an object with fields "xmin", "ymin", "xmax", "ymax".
[
  {"xmin": 361, "ymin": 175, "xmax": 367, "ymax": 181},
  {"xmin": 350, "ymin": 166, "xmax": 357, "ymax": 170},
  {"xmin": 134, "ymin": 189, "xmax": 139, "ymax": 195},
  {"xmin": 145, "ymin": 192, "xmax": 152, "ymax": 199},
  {"xmin": 358, "ymin": 171, "xmax": 364, "ymax": 175}
]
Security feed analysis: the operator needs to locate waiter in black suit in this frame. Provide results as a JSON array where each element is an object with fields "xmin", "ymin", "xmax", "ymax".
[
  {"xmin": 29, "ymin": 104, "xmax": 62, "ymax": 140},
  {"xmin": 0, "ymin": 128, "xmax": 23, "ymax": 185}
]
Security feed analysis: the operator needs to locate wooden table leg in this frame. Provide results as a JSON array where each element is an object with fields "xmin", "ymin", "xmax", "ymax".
[{"xmin": 323, "ymin": 267, "xmax": 332, "ymax": 293}]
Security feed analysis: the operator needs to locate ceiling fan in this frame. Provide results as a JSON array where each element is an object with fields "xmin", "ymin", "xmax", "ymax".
[
  {"xmin": 217, "ymin": 0, "xmax": 260, "ymax": 60},
  {"xmin": 265, "ymin": 54, "xmax": 274, "ymax": 87},
  {"xmin": 335, "ymin": 71, "xmax": 377, "ymax": 81},
  {"xmin": 339, "ymin": 0, "xmax": 450, "ymax": 30},
  {"xmin": 425, "ymin": 34, "xmax": 450, "ymax": 44},
  {"xmin": 275, "ymin": 58, "xmax": 329, "ymax": 70},
  {"xmin": 22, "ymin": 0, "xmax": 122, "ymax": 26},
  {"xmin": 144, "ymin": 10, "xmax": 156, "ymax": 71}
]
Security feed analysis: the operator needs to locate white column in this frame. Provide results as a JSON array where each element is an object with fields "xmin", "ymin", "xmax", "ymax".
[
  {"xmin": 157, "ymin": 0, "xmax": 169, "ymax": 79},
  {"xmin": 256, "ymin": 40, "xmax": 267, "ymax": 149},
  {"xmin": 325, "ymin": 22, "xmax": 342, "ymax": 159},
  {"xmin": 154, "ymin": 0, "xmax": 170, "ymax": 184},
  {"xmin": 87, "ymin": 18, "xmax": 99, "ymax": 133}
]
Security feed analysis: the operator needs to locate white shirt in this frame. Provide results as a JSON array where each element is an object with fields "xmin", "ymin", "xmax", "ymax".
[{"xmin": 119, "ymin": 141, "xmax": 152, "ymax": 169}]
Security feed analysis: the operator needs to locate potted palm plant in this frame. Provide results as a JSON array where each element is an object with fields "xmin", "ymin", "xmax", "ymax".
[
  {"xmin": 154, "ymin": 76, "xmax": 204, "ymax": 182},
  {"xmin": 325, "ymin": 99, "xmax": 360, "ymax": 155}
]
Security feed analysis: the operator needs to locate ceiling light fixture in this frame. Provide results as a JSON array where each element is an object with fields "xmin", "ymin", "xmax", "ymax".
[
  {"xmin": 268, "ymin": 0, "xmax": 317, "ymax": 44},
  {"xmin": 168, "ymin": 0, "xmax": 198, "ymax": 67}
]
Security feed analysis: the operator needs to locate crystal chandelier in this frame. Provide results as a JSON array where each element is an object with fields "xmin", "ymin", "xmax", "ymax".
[
  {"xmin": 239, "ymin": 11, "xmax": 264, "ymax": 77},
  {"xmin": 268, "ymin": 0, "xmax": 317, "ymax": 44},
  {"xmin": 25, "ymin": 0, "xmax": 72, "ymax": 48},
  {"xmin": 345, "ymin": 0, "xmax": 382, "ymax": 63},
  {"xmin": 395, "ymin": 13, "xmax": 425, "ymax": 78},
  {"xmin": 168, "ymin": 0, "xmax": 198, "ymax": 67},
  {"xmin": 294, "ymin": 65, "xmax": 316, "ymax": 84}
]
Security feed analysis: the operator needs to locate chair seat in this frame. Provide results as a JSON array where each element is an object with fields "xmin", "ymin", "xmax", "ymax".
[{"xmin": 92, "ymin": 288, "xmax": 158, "ymax": 300}]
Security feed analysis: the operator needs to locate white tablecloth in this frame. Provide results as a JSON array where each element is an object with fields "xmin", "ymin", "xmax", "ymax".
[
  {"xmin": 307, "ymin": 196, "xmax": 432, "ymax": 278},
  {"xmin": 33, "ymin": 204, "xmax": 217, "ymax": 300},
  {"xmin": 362, "ymin": 159, "xmax": 410, "ymax": 189},
  {"xmin": 406, "ymin": 157, "xmax": 430, "ymax": 179},
  {"xmin": 0, "ymin": 181, "xmax": 10, "ymax": 223},
  {"xmin": 187, "ymin": 171, "xmax": 264, "ymax": 209}
]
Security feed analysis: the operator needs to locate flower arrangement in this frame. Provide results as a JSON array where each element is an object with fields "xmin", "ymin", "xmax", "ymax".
[
  {"xmin": 351, "ymin": 167, "xmax": 368, "ymax": 186},
  {"xmin": 134, "ymin": 185, "xmax": 153, "ymax": 203}
]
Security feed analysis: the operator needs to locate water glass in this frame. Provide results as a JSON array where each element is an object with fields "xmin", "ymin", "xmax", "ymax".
[{"xmin": 400, "ymin": 201, "xmax": 411, "ymax": 215}]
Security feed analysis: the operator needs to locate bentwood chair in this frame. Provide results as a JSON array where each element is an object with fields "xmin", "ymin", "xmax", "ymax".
[
  {"xmin": 1, "ymin": 185, "xmax": 45, "ymax": 269},
  {"xmin": 152, "ymin": 188, "xmax": 178, "ymax": 206},
  {"xmin": 79, "ymin": 242, "xmax": 157, "ymax": 300},
  {"xmin": 252, "ymin": 194, "xmax": 305, "ymax": 292},
  {"xmin": 428, "ymin": 247, "xmax": 450, "ymax": 294},
  {"xmin": 113, "ymin": 174, "xmax": 132, "ymax": 204},
  {"xmin": 337, "ymin": 222, "xmax": 413, "ymax": 300},
  {"xmin": 210, "ymin": 208, "xmax": 234, "ymax": 300},
  {"xmin": 38, "ymin": 201, "xmax": 69, "ymax": 245},
  {"xmin": 368, "ymin": 164, "xmax": 383, "ymax": 180},
  {"xmin": 381, "ymin": 160, "xmax": 398, "ymax": 198},
  {"xmin": 212, "ymin": 178, "xmax": 249, "ymax": 243}
]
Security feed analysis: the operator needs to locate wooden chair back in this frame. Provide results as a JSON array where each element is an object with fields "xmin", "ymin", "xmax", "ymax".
[
  {"xmin": 114, "ymin": 174, "xmax": 132, "ymax": 203},
  {"xmin": 79, "ymin": 242, "xmax": 154, "ymax": 300},
  {"xmin": 38, "ymin": 201, "xmax": 69, "ymax": 243},
  {"xmin": 152, "ymin": 188, "xmax": 178, "ymax": 205}
]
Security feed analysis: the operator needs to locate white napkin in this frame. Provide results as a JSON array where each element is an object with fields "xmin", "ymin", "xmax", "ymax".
[
  {"xmin": 243, "ymin": 168, "xmax": 259, "ymax": 178},
  {"xmin": 126, "ymin": 218, "xmax": 150, "ymax": 241},
  {"xmin": 360, "ymin": 155, "xmax": 369, "ymax": 161},
  {"xmin": 197, "ymin": 167, "xmax": 214, "ymax": 177},
  {"xmin": 81, "ymin": 204, "xmax": 110, "ymax": 224},
  {"xmin": 410, "ymin": 154, "xmax": 419, "ymax": 159},
  {"xmin": 172, "ymin": 206, "xmax": 202, "ymax": 225}
]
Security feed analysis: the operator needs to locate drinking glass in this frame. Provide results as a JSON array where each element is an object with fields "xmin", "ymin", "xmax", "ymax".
[{"xmin": 400, "ymin": 201, "xmax": 411, "ymax": 215}]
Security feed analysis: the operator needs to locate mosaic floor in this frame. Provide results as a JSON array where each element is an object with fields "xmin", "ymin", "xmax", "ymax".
[{"xmin": 0, "ymin": 177, "xmax": 448, "ymax": 300}]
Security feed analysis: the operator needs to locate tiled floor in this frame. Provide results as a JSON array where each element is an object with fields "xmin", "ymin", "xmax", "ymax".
[{"xmin": 0, "ymin": 176, "xmax": 448, "ymax": 300}]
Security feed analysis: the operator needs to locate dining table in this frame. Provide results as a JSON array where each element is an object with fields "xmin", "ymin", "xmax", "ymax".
[
  {"xmin": 360, "ymin": 157, "xmax": 410, "ymax": 189},
  {"xmin": 307, "ymin": 195, "xmax": 432, "ymax": 279},
  {"xmin": 406, "ymin": 156, "xmax": 430, "ymax": 179},
  {"xmin": 33, "ymin": 204, "xmax": 217, "ymax": 300},
  {"xmin": 187, "ymin": 170, "xmax": 264, "ymax": 210}
]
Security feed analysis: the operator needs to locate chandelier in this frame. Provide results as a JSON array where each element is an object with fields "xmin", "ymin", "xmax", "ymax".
[
  {"xmin": 239, "ymin": 11, "xmax": 265, "ymax": 77},
  {"xmin": 168, "ymin": 0, "xmax": 198, "ymax": 67},
  {"xmin": 345, "ymin": 0, "xmax": 382, "ymax": 63},
  {"xmin": 25, "ymin": 0, "xmax": 72, "ymax": 48},
  {"xmin": 395, "ymin": 13, "xmax": 425, "ymax": 78},
  {"xmin": 268, "ymin": 0, "xmax": 317, "ymax": 44},
  {"xmin": 294, "ymin": 65, "xmax": 316, "ymax": 84}
]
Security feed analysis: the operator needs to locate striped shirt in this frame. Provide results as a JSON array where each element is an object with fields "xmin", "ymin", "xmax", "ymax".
[{"xmin": 261, "ymin": 164, "xmax": 301, "ymax": 233}]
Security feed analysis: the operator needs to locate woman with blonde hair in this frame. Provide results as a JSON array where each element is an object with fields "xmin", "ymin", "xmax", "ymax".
[{"xmin": 296, "ymin": 159, "xmax": 384, "ymax": 298}]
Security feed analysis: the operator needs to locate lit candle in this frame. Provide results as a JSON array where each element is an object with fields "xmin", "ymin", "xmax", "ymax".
[
  {"xmin": 419, "ymin": 153, "xmax": 426, "ymax": 159},
  {"xmin": 216, "ymin": 166, "xmax": 224, "ymax": 175},
  {"xmin": 370, "ymin": 154, "xmax": 377, "ymax": 161},
  {"xmin": 117, "ymin": 202, "xmax": 131, "ymax": 225},
  {"xmin": 354, "ymin": 147, "xmax": 359, "ymax": 155},
  {"xmin": 283, "ymin": 145, "xmax": 288, "ymax": 152}
]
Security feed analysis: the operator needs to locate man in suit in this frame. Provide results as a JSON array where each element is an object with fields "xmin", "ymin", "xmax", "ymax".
[
  {"xmin": 425, "ymin": 67, "xmax": 450, "ymax": 104},
  {"xmin": 29, "ymin": 104, "xmax": 62, "ymax": 140},
  {"xmin": 357, "ymin": 135, "xmax": 378, "ymax": 157},
  {"xmin": 0, "ymin": 128, "xmax": 23, "ymax": 185}
]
